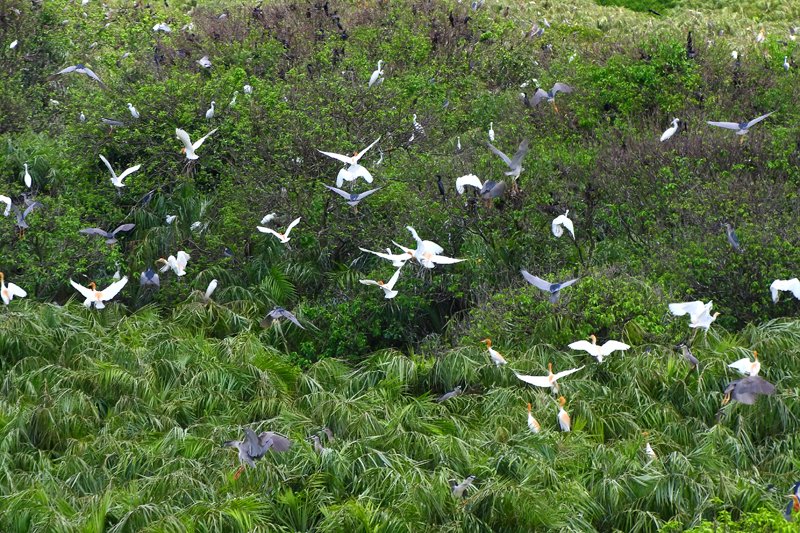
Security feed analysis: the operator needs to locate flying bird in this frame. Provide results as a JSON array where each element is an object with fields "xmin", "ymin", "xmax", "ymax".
[
  {"xmin": 521, "ymin": 270, "xmax": 578, "ymax": 302},
  {"xmin": 532, "ymin": 83, "xmax": 573, "ymax": 112},
  {"xmin": 53, "ymin": 64, "xmax": 106, "ymax": 88},
  {"xmin": 323, "ymin": 184, "xmax": 382, "ymax": 207},
  {"xmin": 0, "ymin": 272, "xmax": 27, "ymax": 305},
  {"xmin": 451, "ymin": 475, "xmax": 475, "ymax": 498},
  {"xmin": 11, "ymin": 201, "xmax": 42, "ymax": 233},
  {"xmin": 262, "ymin": 307, "xmax": 305, "ymax": 329},
  {"xmin": 79, "ymin": 223, "xmax": 135, "ymax": 244},
  {"xmin": 721, "ymin": 375, "xmax": 775, "ymax": 406},
  {"xmin": 223, "ymin": 427, "xmax": 292, "ymax": 480},
  {"xmin": 359, "ymin": 264, "xmax": 403, "ymax": 299},
  {"xmin": 157, "ymin": 251, "xmax": 191, "ymax": 276},
  {"xmin": 661, "ymin": 118, "xmax": 680, "ymax": 142},
  {"xmin": 319, "ymin": 137, "xmax": 381, "ymax": 186},
  {"xmin": 551, "ymin": 210, "xmax": 574, "ymax": 239},
  {"xmin": 487, "ymin": 139, "xmax": 529, "ymax": 192},
  {"xmin": 402, "ymin": 226, "xmax": 464, "ymax": 268},
  {"xmin": 707, "ymin": 112, "xmax": 775, "ymax": 137},
  {"xmin": 770, "ymin": 278, "xmax": 800, "ymax": 303},
  {"xmin": 70, "ymin": 276, "xmax": 128, "ymax": 309},
  {"xmin": 480, "ymin": 338, "xmax": 507, "ymax": 366},
  {"xmin": 257, "ymin": 216, "xmax": 301, "ymax": 244},
  {"xmin": 369, "ymin": 60, "xmax": 384, "ymax": 87},
  {"xmin": 139, "ymin": 268, "xmax": 160, "ymax": 288},
  {"xmin": 99, "ymin": 155, "xmax": 141, "ymax": 188},
  {"xmin": 728, "ymin": 351, "xmax": 760, "ymax": 376},
  {"xmin": 358, "ymin": 246, "xmax": 412, "ymax": 267},
  {"xmin": 669, "ymin": 300, "xmax": 719, "ymax": 330},
  {"xmin": 568, "ymin": 335, "xmax": 630, "ymax": 363},
  {"xmin": 176, "ymin": 127, "xmax": 218, "ymax": 160},
  {"xmin": 513, "ymin": 362, "xmax": 584, "ymax": 394},
  {"xmin": 454, "ymin": 174, "xmax": 507, "ymax": 206}
]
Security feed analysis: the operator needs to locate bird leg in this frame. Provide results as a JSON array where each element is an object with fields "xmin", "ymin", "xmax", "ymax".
[
  {"xmin": 233, "ymin": 465, "xmax": 245, "ymax": 480},
  {"xmin": 552, "ymin": 100, "xmax": 559, "ymax": 114}
]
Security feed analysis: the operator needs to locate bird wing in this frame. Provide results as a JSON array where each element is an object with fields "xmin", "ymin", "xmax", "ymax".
[
  {"xmin": 510, "ymin": 139, "xmax": 530, "ymax": 168},
  {"xmin": 116, "ymin": 164, "xmax": 141, "ymax": 182},
  {"xmin": 552, "ymin": 216, "xmax": 566, "ymax": 237},
  {"xmin": 354, "ymin": 187, "xmax": 382, "ymax": 200},
  {"xmin": 706, "ymin": 121, "xmax": 742, "ymax": 130},
  {"xmin": 455, "ymin": 174, "xmax": 483, "ymax": 194},
  {"xmin": 551, "ymin": 83, "xmax": 573, "ymax": 95},
  {"xmin": 568, "ymin": 340, "xmax": 597, "ymax": 354},
  {"xmin": 532, "ymin": 88, "xmax": 549, "ymax": 105},
  {"xmin": 57, "ymin": 65, "xmax": 78, "ymax": 75},
  {"xmin": 317, "ymin": 150, "xmax": 352, "ymax": 165},
  {"xmin": 98, "ymin": 155, "xmax": 116, "ymax": 178},
  {"xmin": 101, "ymin": 276, "xmax": 128, "ymax": 301},
  {"xmin": 746, "ymin": 111, "xmax": 775, "ymax": 128},
  {"xmin": 0, "ymin": 195, "xmax": 10, "ymax": 216},
  {"xmin": 6, "ymin": 283, "xmax": 27, "ymax": 298},
  {"xmin": 553, "ymin": 365, "xmax": 585, "ymax": 380},
  {"xmin": 111, "ymin": 223, "xmax": 135, "ymax": 236},
  {"xmin": 359, "ymin": 279, "xmax": 381, "ymax": 287},
  {"xmin": 599, "ymin": 341, "xmax": 630, "ymax": 355},
  {"xmin": 486, "ymin": 143, "xmax": 512, "ymax": 167},
  {"xmin": 727, "ymin": 358, "xmax": 753, "ymax": 374},
  {"xmin": 520, "ymin": 270, "xmax": 552, "ymax": 291},
  {"xmin": 771, "ymin": 278, "xmax": 800, "ymax": 302},
  {"xmin": 513, "ymin": 372, "xmax": 552, "ymax": 388},
  {"xmin": 175, "ymin": 128, "xmax": 195, "ymax": 151},
  {"xmin": 556, "ymin": 278, "xmax": 579, "ymax": 290},
  {"xmin": 279, "ymin": 309, "xmax": 305, "ymax": 329},
  {"xmin": 284, "ymin": 217, "xmax": 301, "ymax": 238},
  {"xmin": 192, "ymin": 128, "xmax": 218, "ymax": 150},
  {"xmin": 384, "ymin": 264, "xmax": 404, "ymax": 290},
  {"xmin": 257, "ymin": 227, "xmax": 282, "ymax": 238},
  {"xmin": 23, "ymin": 202, "xmax": 42, "ymax": 219},
  {"xmin": 428, "ymin": 254, "xmax": 465, "ymax": 265},
  {"xmin": 243, "ymin": 427, "xmax": 263, "ymax": 457},
  {"xmin": 323, "ymin": 184, "xmax": 352, "ymax": 200},
  {"xmin": 481, "ymin": 181, "xmax": 506, "ymax": 199},
  {"xmin": 79, "ymin": 227, "xmax": 111, "ymax": 238},
  {"xmin": 343, "ymin": 164, "xmax": 373, "ymax": 183},
  {"xmin": 354, "ymin": 137, "xmax": 381, "ymax": 162},
  {"xmin": 259, "ymin": 431, "xmax": 292, "ymax": 452},
  {"xmin": 70, "ymin": 279, "xmax": 95, "ymax": 299},
  {"xmin": 79, "ymin": 66, "xmax": 105, "ymax": 85},
  {"xmin": 668, "ymin": 301, "xmax": 705, "ymax": 317},
  {"xmin": 176, "ymin": 251, "xmax": 190, "ymax": 269}
]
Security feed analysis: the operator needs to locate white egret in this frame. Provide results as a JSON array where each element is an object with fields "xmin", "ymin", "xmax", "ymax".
[
  {"xmin": 521, "ymin": 270, "xmax": 578, "ymax": 302},
  {"xmin": 70, "ymin": 276, "xmax": 128, "ymax": 309},
  {"xmin": 257, "ymin": 216, "xmax": 301, "ymax": 244},
  {"xmin": 79, "ymin": 111, "xmax": 86, "ymax": 122},
  {"xmin": 165, "ymin": 214, "xmax": 177, "ymax": 224},
  {"xmin": 197, "ymin": 56, "xmax": 212, "ymax": 68},
  {"xmin": 412, "ymin": 114, "xmax": 424, "ymax": 135},
  {"xmin": 0, "ymin": 195, "xmax": 10, "ymax": 216},
  {"xmin": 319, "ymin": 137, "xmax": 380, "ymax": 185},
  {"xmin": 456, "ymin": 136, "xmax": 461, "ymax": 151},
  {"xmin": 243, "ymin": 84, "xmax": 253, "ymax": 95},
  {"xmin": 368, "ymin": 60, "xmax": 384, "ymax": 87},
  {"xmin": 0, "ymin": 272, "xmax": 27, "ymax": 305},
  {"xmin": 551, "ymin": 210, "xmax": 575, "ymax": 239},
  {"xmin": 488, "ymin": 121, "xmax": 495, "ymax": 142},
  {"xmin": 335, "ymin": 164, "xmax": 374, "ymax": 187},
  {"xmin": 403, "ymin": 226, "xmax": 464, "ymax": 268},
  {"xmin": 190, "ymin": 221, "xmax": 203, "ymax": 231},
  {"xmin": 568, "ymin": 335, "xmax": 630, "ymax": 363},
  {"xmin": 755, "ymin": 27, "xmax": 765, "ymax": 43},
  {"xmin": 728, "ymin": 351, "xmax": 760, "ymax": 376},
  {"xmin": 669, "ymin": 300, "xmax": 719, "ymax": 330},
  {"xmin": 152, "ymin": 22, "xmax": 171, "ymax": 32},
  {"xmin": 204, "ymin": 279, "xmax": 218, "ymax": 301},
  {"xmin": 99, "ymin": 155, "xmax": 140, "ymax": 188},
  {"xmin": 127, "ymin": 103, "xmax": 139, "ymax": 118},
  {"xmin": 176, "ymin": 127, "xmax": 218, "ymax": 160},
  {"xmin": 205, "ymin": 101, "xmax": 215, "ymax": 119},
  {"xmin": 557, "ymin": 396, "xmax": 571, "ymax": 432},
  {"xmin": 770, "ymin": 278, "xmax": 800, "ymax": 302},
  {"xmin": 526, "ymin": 403, "xmax": 541, "ymax": 433},
  {"xmin": 23, "ymin": 163, "xmax": 31, "ymax": 188},
  {"xmin": 643, "ymin": 433, "xmax": 657, "ymax": 461},
  {"xmin": 359, "ymin": 264, "xmax": 403, "ymax": 299},
  {"xmin": 707, "ymin": 112, "xmax": 774, "ymax": 136},
  {"xmin": 260, "ymin": 213, "xmax": 277, "ymax": 225},
  {"xmin": 358, "ymin": 246, "xmax": 412, "ymax": 267},
  {"xmin": 661, "ymin": 118, "xmax": 679, "ymax": 142},
  {"xmin": 513, "ymin": 362, "xmax": 584, "ymax": 394},
  {"xmin": 480, "ymin": 338, "xmax": 507, "ymax": 366},
  {"xmin": 10, "ymin": 40, "xmax": 18, "ymax": 49},
  {"xmin": 157, "ymin": 251, "xmax": 191, "ymax": 276}
]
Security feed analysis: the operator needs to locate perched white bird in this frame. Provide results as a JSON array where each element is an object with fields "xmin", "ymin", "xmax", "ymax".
[
  {"xmin": 568, "ymin": 335, "xmax": 630, "ymax": 363},
  {"xmin": 157, "ymin": 251, "xmax": 191, "ymax": 276},
  {"xmin": 551, "ymin": 210, "xmax": 575, "ymax": 239},
  {"xmin": 228, "ymin": 92, "xmax": 238, "ymax": 107},
  {"xmin": 412, "ymin": 114, "xmax": 424, "ymax": 135},
  {"xmin": 770, "ymin": 278, "xmax": 800, "ymax": 302},
  {"xmin": 731, "ymin": 50, "xmax": 739, "ymax": 60},
  {"xmin": 319, "ymin": 137, "xmax": 380, "ymax": 186},
  {"xmin": 488, "ymin": 121, "xmax": 495, "ymax": 142},
  {"xmin": 23, "ymin": 163, "xmax": 31, "ymax": 188},
  {"xmin": 456, "ymin": 136, "xmax": 461, "ymax": 151},
  {"xmin": 784, "ymin": 56, "xmax": 790, "ymax": 72},
  {"xmin": 70, "ymin": 276, "xmax": 128, "ymax": 309},
  {"xmin": 359, "ymin": 264, "xmax": 403, "ymax": 299},
  {"xmin": 204, "ymin": 279, "xmax": 218, "ymax": 301},
  {"xmin": 368, "ymin": 60, "xmax": 384, "ymax": 87},
  {"xmin": 513, "ymin": 362, "xmax": 584, "ymax": 394},
  {"xmin": 197, "ymin": 56, "xmax": 212, "ymax": 68},
  {"xmin": 0, "ymin": 272, "xmax": 27, "ymax": 305},
  {"xmin": 99, "ymin": 155, "xmax": 141, "ymax": 188},
  {"xmin": 643, "ymin": 435, "xmax": 657, "ymax": 461},
  {"xmin": 480, "ymin": 338, "xmax": 507, "ymax": 366},
  {"xmin": 152, "ymin": 22, "xmax": 172, "ymax": 32},
  {"xmin": 190, "ymin": 221, "xmax": 204, "ymax": 231},
  {"xmin": 205, "ymin": 101, "xmax": 215, "ymax": 119},
  {"xmin": 165, "ymin": 214, "xmax": 177, "ymax": 224},
  {"xmin": 0, "ymin": 195, "xmax": 11, "ymax": 216},
  {"xmin": 455, "ymin": 174, "xmax": 483, "ymax": 194},
  {"xmin": 260, "ymin": 213, "xmax": 277, "ymax": 225},
  {"xmin": 10, "ymin": 40, "xmax": 18, "ymax": 49},
  {"xmin": 176, "ymin": 127, "xmax": 218, "ymax": 160},
  {"xmin": 127, "ymin": 103, "xmax": 139, "ymax": 118},
  {"xmin": 728, "ymin": 351, "xmax": 760, "ymax": 376},
  {"xmin": 526, "ymin": 403, "xmax": 541, "ymax": 433},
  {"xmin": 257, "ymin": 217, "xmax": 301, "ymax": 244},
  {"xmin": 243, "ymin": 84, "xmax": 253, "ymax": 95},
  {"xmin": 79, "ymin": 111, "xmax": 86, "ymax": 122},
  {"xmin": 755, "ymin": 27, "xmax": 765, "ymax": 43},
  {"xmin": 557, "ymin": 396, "xmax": 571, "ymax": 432},
  {"xmin": 358, "ymin": 246, "xmax": 412, "ymax": 267},
  {"xmin": 660, "ymin": 118, "xmax": 679, "ymax": 142}
]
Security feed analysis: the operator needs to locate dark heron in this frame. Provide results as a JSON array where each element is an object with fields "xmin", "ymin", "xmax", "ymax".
[
  {"xmin": 262, "ymin": 307, "xmax": 305, "ymax": 329},
  {"xmin": 436, "ymin": 386, "xmax": 463, "ymax": 403},
  {"xmin": 520, "ymin": 270, "xmax": 578, "ymax": 302},
  {"xmin": 79, "ymin": 223, "xmax": 135, "ymax": 244},
  {"xmin": 223, "ymin": 427, "xmax": 292, "ymax": 479}
]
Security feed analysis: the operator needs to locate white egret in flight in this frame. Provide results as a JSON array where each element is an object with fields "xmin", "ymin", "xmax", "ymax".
[
  {"xmin": 70, "ymin": 276, "xmax": 128, "ymax": 309},
  {"xmin": 99, "ymin": 155, "xmax": 140, "ymax": 188},
  {"xmin": 551, "ymin": 210, "xmax": 574, "ymax": 239},
  {"xmin": 176, "ymin": 127, "xmax": 218, "ymax": 160},
  {"xmin": 513, "ymin": 362, "xmax": 584, "ymax": 394},
  {"xmin": 359, "ymin": 264, "xmax": 403, "ymax": 299},
  {"xmin": 257, "ymin": 217, "xmax": 301, "ymax": 244},
  {"xmin": 319, "ymin": 137, "xmax": 380, "ymax": 186},
  {"xmin": 401, "ymin": 226, "xmax": 464, "ymax": 268},
  {"xmin": 568, "ymin": 335, "xmax": 629, "ymax": 363},
  {"xmin": 770, "ymin": 278, "xmax": 800, "ymax": 302},
  {"xmin": 358, "ymin": 246, "xmax": 412, "ymax": 267},
  {"xmin": 157, "ymin": 251, "xmax": 190, "ymax": 276},
  {"xmin": 707, "ymin": 112, "xmax": 774, "ymax": 136},
  {"xmin": 669, "ymin": 300, "xmax": 719, "ymax": 330}
]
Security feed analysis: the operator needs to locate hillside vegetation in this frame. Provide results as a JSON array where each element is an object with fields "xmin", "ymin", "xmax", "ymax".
[{"xmin": 1, "ymin": 0, "xmax": 799, "ymax": 531}]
